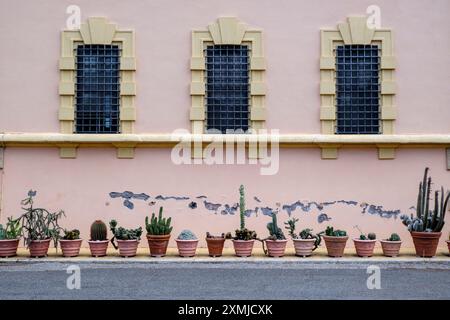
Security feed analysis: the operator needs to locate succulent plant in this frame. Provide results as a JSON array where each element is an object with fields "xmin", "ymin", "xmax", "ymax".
[
  {"xmin": 0, "ymin": 216, "xmax": 21, "ymax": 240},
  {"xmin": 266, "ymin": 213, "xmax": 285, "ymax": 240},
  {"xmin": 109, "ymin": 220, "xmax": 142, "ymax": 249},
  {"xmin": 206, "ymin": 232, "xmax": 229, "ymax": 239},
  {"xmin": 90, "ymin": 220, "xmax": 107, "ymax": 241},
  {"xmin": 368, "ymin": 232, "xmax": 376, "ymax": 240},
  {"xmin": 283, "ymin": 218, "xmax": 321, "ymax": 250},
  {"xmin": 354, "ymin": 225, "xmax": 375, "ymax": 240},
  {"xmin": 323, "ymin": 226, "xmax": 347, "ymax": 237},
  {"xmin": 388, "ymin": 233, "xmax": 401, "ymax": 241},
  {"xmin": 0, "ymin": 225, "xmax": 5, "ymax": 240},
  {"xmin": 177, "ymin": 229, "xmax": 197, "ymax": 240},
  {"xmin": 63, "ymin": 229, "xmax": 80, "ymax": 240},
  {"xmin": 145, "ymin": 206, "xmax": 173, "ymax": 235},
  {"xmin": 400, "ymin": 167, "xmax": 449, "ymax": 232},
  {"xmin": 231, "ymin": 185, "xmax": 257, "ymax": 241},
  {"xmin": 284, "ymin": 217, "xmax": 298, "ymax": 239}
]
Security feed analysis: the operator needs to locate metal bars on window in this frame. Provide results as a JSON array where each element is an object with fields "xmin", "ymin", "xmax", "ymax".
[
  {"xmin": 75, "ymin": 45, "xmax": 120, "ymax": 133},
  {"xmin": 205, "ymin": 45, "xmax": 250, "ymax": 134},
  {"xmin": 335, "ymin": 45, "xmax": 380, "ymax": 134}
]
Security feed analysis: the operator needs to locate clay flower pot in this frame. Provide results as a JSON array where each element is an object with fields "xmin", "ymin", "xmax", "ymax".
[
  {"xmin": 353, "ymin": 239, "xmax": 376, "ymax": 257},
  {"xmin": 410, "ymin": 231, "xmax": 441, "ymax": 257},
  {"xmin": 232, "ymin": 239, "xmax": 255, "ymax": 257},
  {"xmin": 380, "ymin": 240, "xmax": 402, "ymax": 257},
  {"xmin": 293, "ymin": 238, "xmax": 316, "ymax": 257},
  {"xmin": 265, "ymin": 239, "xmax": 288, "ymax": 257},
  {"xmin": 116, "ymin": 239, "xmax": 139, "ymax": 257},
  {"xmin": 29, "ymin": 239, "xmax": 51, "ymax": 258},
  {"xmin": 147, "ymin": 234, "xmax": 171, "ymax": 257},
  {"xmin": 322, "ymin": 235, "xmax": 348, "ymax": 257},
  {"xmin": 446, "ymin": 240, "xmax": 450, "ymax": 256},
  {"xmin": 0, "ymin": 239, "xmax": 20, "ymax": 258},
  {"xmin": 88, "ymin": 240, "xmax": 109, "ymax": 257},
  {"xmin": 206, "ymin": 237, "xmax": 225, "ymax": 257},
  {"xmin": 175, "ymin": 239, "xmax": 198, "ymax": 257},
  {"xmin": 59, "ymin": 239, "xmax": 83, "ymax": 257}
]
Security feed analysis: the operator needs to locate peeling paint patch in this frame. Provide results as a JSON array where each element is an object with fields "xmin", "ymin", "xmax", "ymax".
[
  {"xmin": 155, "ymin": 195, "xmax": 190, "ymax": 201},
  {"xmin": 123, "ymin": 199, "xmax": 134, "ymax": 210},
  {"xmin": 254, "ymin": 196, "xmax": 261, "ymax": 203},
  {"xmin": 318, "ymin": 213, "xmax": 331, "ymax": 223},
  {"xmin": 196, "ymin": 195, "xmax": 207, "ymax": 199},
  {"xmin": 244, "ymin": 208, "xmax": 258, "ymax": 217},
  {"xmin": 109, "ymin": 191, "xmax": 150, "ymax": 209},
  {"xmin": 204, "ymin": 201, "xmax": 221, "ymax": 213},
  {"xmin": 188, "ymin": 202, "xmax": 197, "ymax": 209},
  {"xmin": 361, "ymin": 204, "xmax": 401, "ymax": 219},
  {"xmin": 260, "ymin": 207, "xmax": 275, "ymax": 217},
  {"xmin": 221, "ymin": 203, "xmax": 239, "ymax": 215},
  {"xmin": 337, "ymin": 200, "xmax": 357, "ymax": 206}
]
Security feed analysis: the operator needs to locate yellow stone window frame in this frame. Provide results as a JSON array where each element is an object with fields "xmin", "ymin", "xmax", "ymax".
[
  {"xmin": 58, "ymin": 17, "xmax": 136, "ymax": 158},
  {"xmin": 190, "ymin": 17, "xmax": 266, "ymax": 136},
  {"xmin": 320, "ymin": 16, "xmax": 396, "ymax": 159}
]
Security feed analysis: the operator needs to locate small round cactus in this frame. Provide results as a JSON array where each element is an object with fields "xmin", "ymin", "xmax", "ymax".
[
  {"xmin": 368, "ymin": 232, "xmax": 376, "ymax": 240},
  {"xmin": 90, "ymin": 220, "xmax": 107, "ymax": 241},
  {"xmin": 388, "ymin": 233, "xmax": 401, "ymax": 241},
  {"xmin": 177, "ymin": 229, "xmax": 197, "ymax": 240}
]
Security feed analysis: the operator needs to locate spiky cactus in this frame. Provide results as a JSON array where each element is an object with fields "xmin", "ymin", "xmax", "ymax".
[
  {"xmin": 266, "ymin": 213, "xmax": 285, "ymax": 240},
  {"xmin": 239, "ymin": 185, "xmax": 245, "ymax": 230},
  {"xmin": 388, "ymin": 233, "xmax": 401, "ymax": 241},
  {"xmin": 90, "ymin": 220, "xmax": 107, "ymax": 241},
  {"xmin": 145, "ymin": 206, "xmax": 173, "ymax": 235},
  {"xmin": 401, "ymin": 167, "xmax": 449, "ymax": 232}
]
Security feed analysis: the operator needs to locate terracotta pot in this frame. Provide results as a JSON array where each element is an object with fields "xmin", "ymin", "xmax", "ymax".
[
  {"xmin": 88, "ymin": 240, "xmax": 109, "ymax": 257},
  {"xmin": 29, "ymin": 239, "xmax": 51, "ymax": 258},
  {"xmin": 175, "ymin": 239, "xmax": 198, "ymax": 257},
  {"xmin": 446, "ymin": 240, "xmax": 450, "ymax": 256},
  {"xmin": 59, "ymin": 239, "xmax": 83, "ymax": 257},
  {"xmin": 206, "ymin": 237, "xmax": 225, "ymax": 257},
  {"xmin": 322, "ymin": 235, "xmax": 348, "ymax": 257},
  {"xmin": 353, "ymin": 239, "xmax": 376, "ymax": 257},
  {"xmin": 117, "ymin": 239, "xmax": 139, "ymax": 257},
  {"xmin": 265, "ymin": 239, "xmax": 288, "ymax": 257},
  {"xmin": 380, "ymin": 240, "xmax": 402, "ymax": 257},
  {"xmin": 232, "ymin": 240, "xmax": 255, "ymax": 257},
  {"xmin": 0, "ymin": 239, "xmax": 20, "ymax": 258},
  {"xmin": 411, "ymin": 231, "xmax": 441, "ymax": 257},
  {"xmin": 147, "ymin": 234, "xmax": 171, "ymax": 257},
  {"xmin": 293, "ymin": 238, "xmax": 316, "ymax": 257}
]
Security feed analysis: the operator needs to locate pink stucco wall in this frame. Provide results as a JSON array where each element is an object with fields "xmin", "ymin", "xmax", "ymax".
[{"xmin": 0, "ymin": 0, "xmax": 449, "ymax": 249}]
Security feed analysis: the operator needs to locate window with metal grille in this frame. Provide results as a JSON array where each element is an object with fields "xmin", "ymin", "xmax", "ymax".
[
  {"xmin": 335, "ymin": 45, "xmax": 380, "ymax": 134},
  {"xmin": 75, "ymin": 44, "xmax": 120, "ymax": 133},
  {"xmin": 205, "ymin": 45, "xmax": 250, "ymax": 133}
]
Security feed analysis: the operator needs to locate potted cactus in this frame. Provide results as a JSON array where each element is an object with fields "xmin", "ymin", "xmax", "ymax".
[
  {"xmin": 175, "ymin": 230, "xmax": 198, "ymax": 257},
  {"xmin": 380, "ymin": 233, "xmax": 402, "ymax": 257},
  {"xmin": 88, "ymin": 220, "xmax": 109, "ymax": 257},
  {"xmin": 229, "ymin": 185, "xmax": 257, "ymax": 257},
  {"xmin": 264, "ymin": 213, "xmax": 287, "ymax": 257},
  {"xmin": 18, "ymin": 190, "xmax": 65, "ymax": 258},
  {"xmin": 145, "ymin": 206, "xmax": 173, "ymax": 257},
  {"xmin": 59, "ymin": 229, "xmax": 82, "ymax": 257},
  {"xmin": 0, "ymin": 216, "xmax": 22, "ymax": 257},
  {"xmin": 284, "ymin": 218, "xmax": 321, "ymax": 257},
  {"xmin": 353, "ymin": 226, "xmax": 376, "ymax": 257},
  {"xmin": 205, "ymin": 232, "xmax": 228, "ymax": 257},
  {"xmin": 400, "ymin": 167, "xmax": 449, "ymax": 257},
  {"xmin": 321, "ymin": 226, "xmax": 348, "ymax": 257},
  {"xmin": 109, "ymin": 220, "xmax": 142, "ymax": 258}
]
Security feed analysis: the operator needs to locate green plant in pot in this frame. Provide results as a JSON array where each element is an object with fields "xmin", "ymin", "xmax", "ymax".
[
  {"xmin": 0, "ymin": 216, "xmax": 22, "ymax": 257},
  {"xmin": 88, "ymin": 220, "xmax": 109, "ymax": 257},
  {"xmin": 175, "ymin": 229, "xmax": 198, "ymax": 257},
  {"xmin": 285, "ymin": 217, "xmax": 321, "ymax": 257},
  {"xmin": 264, "ymin": 213, "xmax": 287, "ymax": 257},
  {"xmin": 59, "ymin": 229, "xmax": 82, "ymax": 257},
  {"xmin": 380, "ymin": 233, "xmax": 402, "ymax": 257},
  {"xmin": 352, "ymin": 225, "xmax": 376, "ymax": 257},
  {"xmin": 320, "ymin": 226, "xmax": 348, "ymax": 257},
  {"xmin": 400, "ymin": 167, "xmax": 449, "ymax": 257},
  {"xmin": 18, "ymin": 190, "xmax": 65, "ymax": 258},
  {"xmin": 145, "ymin": 206, "xmax": 173, "ymax": 257},
  {"xmin": 109, "ymin": 220, "xmax": 142, "ymax": 258},
  {"xmin": 229, "ymin": 185, "xmax": 258, "ymax": 257}
]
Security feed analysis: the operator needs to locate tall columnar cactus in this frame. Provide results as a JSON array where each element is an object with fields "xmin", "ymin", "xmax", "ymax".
[
  {"xmin": 266, "ymin": 213, "xmax": 285, "ymax": 240},
  {"xmin": 239, "ymin": 185, "xmax": 245, "ymax": 230},
  {"xmin": 90, "ymin": 220, "xmax": 108, "ymax": 241},
  {"xmin": 0, "ymin": 225, "xmax": 6, "ymax": 240},
  {"xmin": 401, "ymin": 167, "xmax": 449, "ymax": 232},
  {"xmin": 145, "ymin": 206, "xmax": 173, "ymax": 235}
]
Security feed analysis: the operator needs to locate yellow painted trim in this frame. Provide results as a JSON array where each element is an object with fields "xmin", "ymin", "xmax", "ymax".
[
  {"xmin": 320, "ymin": 15, "xmax": 396, "ymax": 154},
  {"xmin": 190, "ymin": 17, "xmax": 266, "ymax": 138},
  {"xmin": 59, "ymin": 17, "xmax": 137, "ymax": 158}
]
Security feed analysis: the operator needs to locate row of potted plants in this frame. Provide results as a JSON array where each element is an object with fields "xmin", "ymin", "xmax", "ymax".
[{"xmin": 0, "ymin": 168, "xmax": 448, "ymax": 258}]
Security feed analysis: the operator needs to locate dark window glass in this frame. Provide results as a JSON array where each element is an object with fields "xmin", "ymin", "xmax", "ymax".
[
  {"xmin": 336, "ymin": 45, "xmax": 380, "ymax": 134},
  {"xmin": 205, "ymin": 45, "xmax": 249, "ymax": 133},
  {"xmin": 75, "ymin": 45, "xmax": 120, "ymax": 133}
]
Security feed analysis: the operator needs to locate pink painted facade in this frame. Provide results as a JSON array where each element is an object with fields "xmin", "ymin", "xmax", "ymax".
[{"xmin": 0, "ymin": 0, "xmax": 449, "ymax": 248}]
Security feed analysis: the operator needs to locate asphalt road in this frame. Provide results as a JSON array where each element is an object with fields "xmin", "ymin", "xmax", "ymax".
[{"xmin": 0, "ymin": 262, "xmax": 449, "ymax": 300}]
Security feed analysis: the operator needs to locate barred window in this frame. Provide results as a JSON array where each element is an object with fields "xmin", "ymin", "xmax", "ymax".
[
  {"xmin": 75, "ymin": 45, "xmax": 120, "ymax": 133},
  {"xmin": 205, "ymin": 45, "xmax": 250, "ymax": 133},
  {"xmin": 336, "ymin": 45, "xmax": 380, "ymax": 134}
]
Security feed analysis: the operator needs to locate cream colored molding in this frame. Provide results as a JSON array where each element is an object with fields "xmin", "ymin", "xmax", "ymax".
[
  {"xmin": 59, "ymin": 17, "xmax": 136, "ymax": 158},
  {"xmin": 320, "ymin": 16, "xmax": 396, "ymax": 157},
  {"xmin": 190, "ymin": 17, "xmax": 266, "ymax": 158}
]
